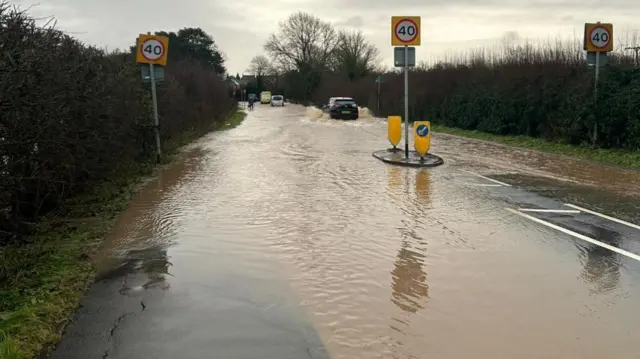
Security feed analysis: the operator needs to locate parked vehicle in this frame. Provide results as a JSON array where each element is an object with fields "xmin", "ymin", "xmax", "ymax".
[
  {"xmin": 270, "ymin": 95, "xmax": 284, "ymax": 107},
  {"xmin": 322, "ymin": 97, "xmax": 359, "ymax": 120}
]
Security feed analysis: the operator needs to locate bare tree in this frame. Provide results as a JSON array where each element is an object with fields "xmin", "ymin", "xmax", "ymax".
[
  {"xmin": 264, "ymin": 12, "xmax": 338, "ymax": 71},
  {"xmin": 332, "ymin": 29, "xmax": 381, "ymax": 80},
  {"xmin": 247, "ymin": 55, "xmax": 271, "ymax": 76}
]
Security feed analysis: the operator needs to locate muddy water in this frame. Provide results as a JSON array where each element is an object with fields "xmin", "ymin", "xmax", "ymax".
[
  {"xmin": 95, "ymin": 104, "xmax": 640, "ymax": 359},
  {"xmin": 437, "ymin": 134, "xmax": 640, "ymax": 198}
]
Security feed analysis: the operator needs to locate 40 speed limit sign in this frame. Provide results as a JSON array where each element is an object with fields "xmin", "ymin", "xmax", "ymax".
[
  {"xmin": 136, "ymin": 34, "xmax": 169, "ymax": 66},
  {"xmin": 391, "ymin": 16, "xmax": 421, "ymax": 46},
  {"xmin": 584, "ymin": 23, "xmax": 613, "ymax": 52}
]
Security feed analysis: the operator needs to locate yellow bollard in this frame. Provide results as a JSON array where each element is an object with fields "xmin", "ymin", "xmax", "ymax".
[
  {"xmin": 388, "ymin": 116, "xmax": 401, "ymax": 148},
  {"xmin": 413, "ymin": 121, "xmax": 431, "ymax": 158}
]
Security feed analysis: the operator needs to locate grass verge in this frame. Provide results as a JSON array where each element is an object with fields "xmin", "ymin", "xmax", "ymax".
[
  {"xmin": 432, "ymin": 124, "xmax": 640, "ymax": 170},
  {"xmin": 0, "ymin": 110, "xmax": 246, "ymax": 359},
  {"xmin": 215, "ymin": 110, "xmax": 247, "ymax": 131}
]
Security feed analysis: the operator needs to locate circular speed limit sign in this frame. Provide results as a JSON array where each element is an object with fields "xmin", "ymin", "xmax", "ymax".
[
  {"xmin": 141, "ymin": 39, "xmax": 165, "ymax": 61},
  {"xmin": 589, "ymin": 26, "xmax": 611, "ymax": 49},
  {"xmin": 395, "ymin": 19, "xmax": 418, "ymax": 43}
]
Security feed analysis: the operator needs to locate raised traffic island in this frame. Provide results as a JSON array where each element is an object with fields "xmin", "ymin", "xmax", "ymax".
[
  {"xmin": 372, "ymin": 148, "xmax": 443, "ymax": 167},
  {"xmin": 372, "ymin": 116, "xmax": 444, "ymax": 167}
]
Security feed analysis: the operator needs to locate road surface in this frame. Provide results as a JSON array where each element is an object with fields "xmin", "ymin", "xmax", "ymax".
[{"xmin": 51, "ymin": 104, "xmax": 640, "ymax": 359}]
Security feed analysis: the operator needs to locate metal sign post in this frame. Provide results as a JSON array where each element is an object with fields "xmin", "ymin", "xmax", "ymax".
[
  {"xmin": 136, "ymin": 32, "xmax": 169, "ymax": 163},
  {"xmin": 376, "ymin": 76, "xmax": 381, "ymax": 116},
  {"xmin": 404, "ymin": 45, "xmax": 409, "ymax": 158},
  {"xmin": 243, "ymin": 89, "xmax": 247, "ymax": 108},
  {"xmin": 584, "ymin": 22, "xmax": 613, "ymax": 145},
  {"xmin": 149, "ymin": 63, "xmax": 161, "ymax": 163},
  {"xmin": 391, "ymin": 16, "xmax": 421, "ymax": 159},
  {"xmin": 377, "ymin": 80, "xmax": 380, "ymax": 116}
]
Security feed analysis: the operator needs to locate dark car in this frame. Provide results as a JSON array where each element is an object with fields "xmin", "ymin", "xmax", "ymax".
[{"xmin": 324, "ymin": 97, "xmax": 359, "ymax": 120}]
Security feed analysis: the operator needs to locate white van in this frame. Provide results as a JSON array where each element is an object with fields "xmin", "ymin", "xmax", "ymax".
[{"xmin": 270, "ymin": 95, "xmax": 284, "ymax": 107}]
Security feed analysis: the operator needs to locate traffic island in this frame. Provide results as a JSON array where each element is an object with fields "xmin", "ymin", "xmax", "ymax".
[
  {"xmin": 372, "ymin": 148, "xmax": 444, "ymax": 167},
  {"xmin": 373, "ymin": 116, "xmax": 444, "ymax": 167}
]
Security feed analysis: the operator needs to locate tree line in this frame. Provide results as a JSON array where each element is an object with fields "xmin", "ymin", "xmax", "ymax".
[
  {"xmin": 0, "ymin": 2, "xmax": 234, "ymax": 243},
  {"xmin": 249, "ymin": 11, "xmax": 640, "ymax": 151},
  {"xmin": 245, "ymin": 12, "xmax": 381, "ymax": 100}
]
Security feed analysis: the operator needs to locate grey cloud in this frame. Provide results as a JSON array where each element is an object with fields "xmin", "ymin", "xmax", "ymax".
[
  {"xmin": 335, "ymin": 0, "xmax": 526, "ymax": 10},
  {"xmin": 335, "ymin": 16, "xmax": 364, "ymax": 28},
  {"xmin": 501, "ymin": 30, "xmax": 520, "ymax": 43},
  {"xmin": 334, "ymin": 0, "xmax": 636, "ymax": 10},
  {"xmin": 13, "ymin": 0, "xmax": 640, "ymax": 74},
  {"xmin": 18, "ymin": 0, "xmax": 257, "ymax": 72}
]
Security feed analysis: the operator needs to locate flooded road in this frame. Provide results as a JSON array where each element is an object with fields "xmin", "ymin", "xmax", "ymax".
[{"xmin": 52, "ymin": 104, "xmax": 640, "ymax": 359}]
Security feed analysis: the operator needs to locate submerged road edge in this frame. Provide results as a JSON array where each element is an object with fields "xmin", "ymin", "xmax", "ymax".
[{"xmin": 3, "ymin": 111, "xmax": 248, "ymax": 359}]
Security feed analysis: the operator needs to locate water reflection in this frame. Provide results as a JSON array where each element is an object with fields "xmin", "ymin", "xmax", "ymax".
[
  {"xmin": 386, "ymin": 164, "xmax": 404, "ymax": 194},
  {"xmin": 389, "ymin": 169, "xmax": 431, "ymax": 315},
  {"xmin": 95, "ymin": 148, "xmax": 204, "ymax": 286},
  {"xmin": 580, "ymin": 225, "xmax": 621, "ymax": 294},
  {"xmin": 414, "ymin": 169, "xmax": 431, "ymax": 205},
  {"xmin": 390, "ymin": 232, "xmax": 430, "ymax": 313}
]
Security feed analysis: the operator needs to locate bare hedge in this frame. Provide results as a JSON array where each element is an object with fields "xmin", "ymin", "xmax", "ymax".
[{"xmin": 0, "ymin": 4, "xmax": 235, "ymax": 242}]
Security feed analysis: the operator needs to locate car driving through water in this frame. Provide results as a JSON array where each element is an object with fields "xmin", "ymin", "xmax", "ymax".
[{"xmin": 322, "ymin": 97, "xmax": 359, "ymax": 120}]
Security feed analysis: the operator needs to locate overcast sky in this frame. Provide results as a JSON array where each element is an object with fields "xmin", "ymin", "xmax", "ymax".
[{"xmin": 16, "ymin": 0, "xmax": 640, "ymax": 74}]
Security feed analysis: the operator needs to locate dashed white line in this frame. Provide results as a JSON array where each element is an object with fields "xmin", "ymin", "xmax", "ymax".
[
  {"xmin": 564, "ymin": 204, "xmax": 640, "ymax": 230},
  {"xmin": 461, "ymin": 170, "xmax": 511, "ymax": 187},
  {"xmin": 505, "ymin": 208, "xmax": 640, "ymax": 262},
  {"xmin": 518, "ymin": 209, "xmax": 581, "ymax": 214}
]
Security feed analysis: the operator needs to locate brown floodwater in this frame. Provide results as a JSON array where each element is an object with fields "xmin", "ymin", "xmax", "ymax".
[{"xmin": 91, "ymin": 104, "xmax": 640, "ymax": 359}]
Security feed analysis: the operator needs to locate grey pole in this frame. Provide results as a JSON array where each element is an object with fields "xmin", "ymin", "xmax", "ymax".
[
  {"xmin": 404, "ymin": 45, "xmax": 409, "ymax": 159},
  {"xmin": 593, "ymin": 51, "xmax": 600, "ymax": 146},
  {"xmin": 377, "ymin": 79, "xmax": 380, "ymax": 116},
  {"xmin": 150, "ymin": 62, "xmax": 161, "ymax": 163},
  {"xmin": 146, "ymin": 31, "xmax": 162, "ymax": 163}
]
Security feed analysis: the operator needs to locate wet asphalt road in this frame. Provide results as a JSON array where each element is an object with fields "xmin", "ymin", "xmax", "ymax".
[{"xmin": 51, "ymin": 104, "xmax": 640, "ymax": 359}]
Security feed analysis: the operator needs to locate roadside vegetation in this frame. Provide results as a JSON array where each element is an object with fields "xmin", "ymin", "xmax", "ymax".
[
  {"xmin": 247, "ymin": 11, "xmax": 639, "ymax": 166},
  {"xmin": 0, "ymin": 2, "xmax": 241, "ymax": 357}
]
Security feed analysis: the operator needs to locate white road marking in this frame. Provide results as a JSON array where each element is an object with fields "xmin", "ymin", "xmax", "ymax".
[
  {"xmin": 463, "ymin": 183, "xmax": 503, "ymax": 187},
  {"xmin": 518, "ymin": 209, "xmax": 581, "ymax": 214},
  {"xmin": 505, "ymin": 208, "xmax": 640, "ymax": 262},
  {"xmin": 462, "ymin": 170, "xmax": 511, "ymax": 187},
  {"xmin": 564, "ymin": 204, "xmax": 640, "ymax": 231}
]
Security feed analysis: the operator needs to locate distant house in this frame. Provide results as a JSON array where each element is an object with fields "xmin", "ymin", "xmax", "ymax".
[
  {"xmin": 227, "ymin": 78, "xmax": 240, "ymax": 93},
  {"xmin": 238, "ymin": 75, "xmax": 256, "ymax": 87}
]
